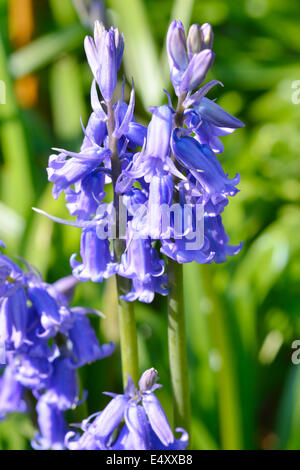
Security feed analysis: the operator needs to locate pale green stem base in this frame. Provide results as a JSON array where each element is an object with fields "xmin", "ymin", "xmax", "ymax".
[
  {"xmin": 106, "ymin": 99, "xmax": 139, "ymax": 390},
  {"xmin": 117, "ymin": 279, "xmax": 139, "ymax": 388},
  {"xmin": 168, "ymin": 260, "xmax": 191, "ymax": 434}
]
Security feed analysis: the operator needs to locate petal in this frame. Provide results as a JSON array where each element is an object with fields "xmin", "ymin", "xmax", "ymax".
[
  {"xmin": 125, "ymin": 403, "xmax": 150, "ymax": 450},
  {"xmin": 113, "ymin": 83, "xmax": 135, "ymax": 139},
  {"xmin": 196, "ymin": 97, "xmax": 244, "ymax": 128},
  {"xmin": 27, "ymin": 286, "xmax": 61, "ymax": 332},
  {"xmin": 90, "ymin": 80, "xmax": 106, "ymax": 119},
  {"xmin": 1, "ymin": 287, "xmax": 27, "ymax": 348},
  {"xmin": 183, "ymin": 80, "xmax": 223, "ymax": 107},
  {"xmin": 68, "ymin": 313, "xmax": 115, "ymax": 367},
  {"xmin": 92, "ymin": 395, "xmax": 129, "ymax": 443},
  {"xmin": 84, "ymin": 36, "xmax": 99, "ymax": 80},
  {"xmin": 142, "ymin": 393, "xmax": 174, "ymax": 446},
  {"xmin": 32, "ymin": 398, "xmax": 67, "ymax": 450},
  {"xmin": 146, "ymin": 105, "xmax": 173, "ymax": 160}
]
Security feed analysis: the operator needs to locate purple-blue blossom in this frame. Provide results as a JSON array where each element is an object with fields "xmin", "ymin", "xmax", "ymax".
[
  {"xmin": 0, "ymin": 243, "xmax": 114, "ymax": 449},
  {"xmin": 41, "ymin": 19, "xmax": 244, "ymax": 305},
  {"xmin": 84, "ymin": 21, "xmax": 124, "ymax": 101},
  {"xmin": 167, "ymin": 20, "xmax": 215, "ymax": 95},
  {"xmin": 65, "ymin": 368, "xmax": 188, "ymax": 450}
]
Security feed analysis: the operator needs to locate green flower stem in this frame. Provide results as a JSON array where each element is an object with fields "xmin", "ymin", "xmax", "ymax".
[
  {"xmin": 167, "ymin": 259, "xmax": 191, "ymax": 434},
  {"xmin": 117, "ymin": 288, "xmax": 140, "ymax": 388},
  {"xmin": 107, "ymin": 100, "xmax": 139, "ymax": 389},
  {"xmin": 167, "ymin": 92, "xmax": 191, "ymax": 434}
]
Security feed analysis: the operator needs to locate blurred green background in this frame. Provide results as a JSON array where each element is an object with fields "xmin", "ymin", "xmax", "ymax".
[{"xmin": 0, "ymin": 0, "xmax": 300, "ymax": 450}]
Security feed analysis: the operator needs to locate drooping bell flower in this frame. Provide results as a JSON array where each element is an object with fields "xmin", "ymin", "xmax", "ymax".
[
  {"xmin": 65, "ymin": 170, "xmax": 106, "ymax": 221},
  {"xmin": 65, "ymin": 368, "xmax": 188, "ymax": 450},
  {"xmin": 204, "ymin": 215, "xmax": 243, "ymax": 263},
  {"xmin": 32, "ymin": 397, "xmax": 67, "ymax": 450},
  {"xmin": 27, "ymin": 285, "xmax": 61, "ymax": 337},
  {"xmin": 9, "ymin": 338, "xmax": 56, "ymax": 390},
  {"xmin": 117, "ymin": 224, "xmax": 168, "ymax": 303},
  {"xmin": 71, "ymin": 227, "xmax": 117, "ymax": 282},
  {"xmin": 41, "ymin": 357, "xmax": 79, "ymax": 411},
  {"xmin": 116, "ymin": 105, "xmax": 183, "ymax": 195},
  {"xmin": 185, "ymin": 96, "xmax": 245, "ymax": 154},
  {"xmin": 67, "ymin": 313, "xmax": 115, "ymax": 368},
  {"xmin": 47, "ymin": 147, "xmax": 111, "ymax": 200},
  {"xmin": 0, "ymin": 286, "xmax": 28, "ymax": 350},
  {"xmin": 0, "ymin": 366, "xmax": 27, "ymax": 419},
  {"xmin": 172, "ymin": 129, "xmax": 240, "ymax": 205}
]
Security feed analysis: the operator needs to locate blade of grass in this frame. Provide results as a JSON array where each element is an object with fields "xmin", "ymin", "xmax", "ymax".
[
  {"xmin": 277, "ymin": 365, "xmax": 300, "ymax": 449},
  {"xmin": 201, "ymin": 264, "xmax": 243, "ymax": 450},
  {"xmin": 49, "ymin": 0, "xmax": 77, "ymax": 26},
  {"xmin": 108, "ymin": 0, "xmax": 165, "ymax": 107},
  {"xmin": 8, "ymin": 23, "xmax": 86, "ymax": 78},
  {"xmin": 50, "ymin": 54, "xmax": 87, "ymax": 141},
  {"xmin": 0, "ymin": 30, "xmax": 34, "ymax": 219}
]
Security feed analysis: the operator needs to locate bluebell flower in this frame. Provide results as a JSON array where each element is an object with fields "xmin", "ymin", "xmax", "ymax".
[
  {"xmin": 0, "ymin": 245, "xmax": 115, "ymax": 447},
  {"xmin": 172, "ymin": 129, "xmax": 240, "ymax": 205},
  {"xmin": 47, "ymin": 147, "xmax": 111, "ymax": 200},
  {"xmin": 186, "ymin": 23, "xmax": 213, "ymax": 57},
  {"xmin": 32, "ymin": 397, "xmax": 67, "ymax": 450},
  {"xmin": 41, "ymin": 357, "xmax": 79, "ymax": 411},
  {"xmin": 65, "ymin": 170, "xmax": 106, "ymax": 221},
  {"xmin": 41, "ymin": 17, "xmax": 244, "ymax": 309},
  {"xmin": 204, "ymin": 215, "xmax": 243, "ymax": 263},
  {"xmin": 9, "ymin": 338, "xmax": 56, "ymax": 390},
  {"xmin": 185, "ymin": 96, "xmax": 244, "ymax": 154},
  {"xmin": 67, "ymin": 313, "xmax": 115, "ymax": 367},
  {"xmin": 161, "ymin": 234, "xmax": 214, "ymax": 265},
  {"xmin": 0, "ymin": 366, "xmax": 27, "ymax": 419},
  {"xmin": 65, "ymin": 368, "xmax": 188, "ymax": 450},
  {"xmin": 84, "ymin": 21, "xmax": 124, "ymax": 101},
  {"xmin": 70, "ymin": 227, "xmax": 117, "ymax": 282},
  {"xmin": 118, "ymin": 226, "xmax": 168, "ymax": 304},
  {"xmin": 116, "ymin": 105, "xmax": 183, "ymax": 193},
  {"xmin": 0, "ymin": 286, "xmax": 28, "ymax": 349},
  {"xmin": 27, "ymin": 285, "xmax": 62, "ymax": 337},
  {"xmin": 167, "ymin": 20, "xmax": 214, "ymax": 95}
]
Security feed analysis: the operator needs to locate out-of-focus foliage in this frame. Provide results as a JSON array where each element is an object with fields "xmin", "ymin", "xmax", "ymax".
[{"xmin": 0, "ymin": 0, "xmax": 299, "ymax": 450}]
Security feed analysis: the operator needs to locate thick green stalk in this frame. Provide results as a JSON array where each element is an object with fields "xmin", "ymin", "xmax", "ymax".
[
  {"xmin": 168, "ymin": 259, "xmax": 191, "ymax": 433},
  {"xmin": 167, "ymin": 92, "xmax": 191, "ymax": 434},
  {"xmin": 107, "ymin": 100, "xmax": 139, "ymax": 389},
  {"xmin": 117, "ymin": 291, "xmax": 139, "ymax": 387}
]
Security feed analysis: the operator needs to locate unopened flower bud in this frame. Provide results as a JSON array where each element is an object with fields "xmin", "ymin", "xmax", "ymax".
[
  {"xmin": 139, "ymin": 368, "xmax": 158, "ymax": 392},
  {"xmin": 167, "ymin": 20, "xmax": 189, "ymax": 71},
  {"xmin": 187, "ymin": 24, "xmax": 202, "ymax": 58},
  {"xmin": 94, "ymin": 20, "xmax": 105, "ymax": 50},
  {"xmin": 99, "ymin": 28, "xmax": 118, "ymax": 101},
  {"xmin": 180, "ymin": 49, "xmax": 215, "ymax": 93},
  {"xmin": 114, "ymin": 28, "xmax": 125, "ymax": 70},
  {"xmin": 200, "ymin": 23, "xmax": 214, "ymax": 50}
]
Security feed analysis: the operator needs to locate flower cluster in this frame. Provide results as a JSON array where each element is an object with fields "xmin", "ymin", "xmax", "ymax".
[
  {"xmin": 65, "ymin": 368, "xmax": 188, "ymax": 450},
  {"xmin": 0, "ymin": 243, "xmax": 114, "ymax": 449},
  {"xmin": 42, "ymin": 20, "xmax": 244, "ymax": 306},
  {"xmin": 0, "ymin": 17, "xmax": 245, "ymax": 452}
]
